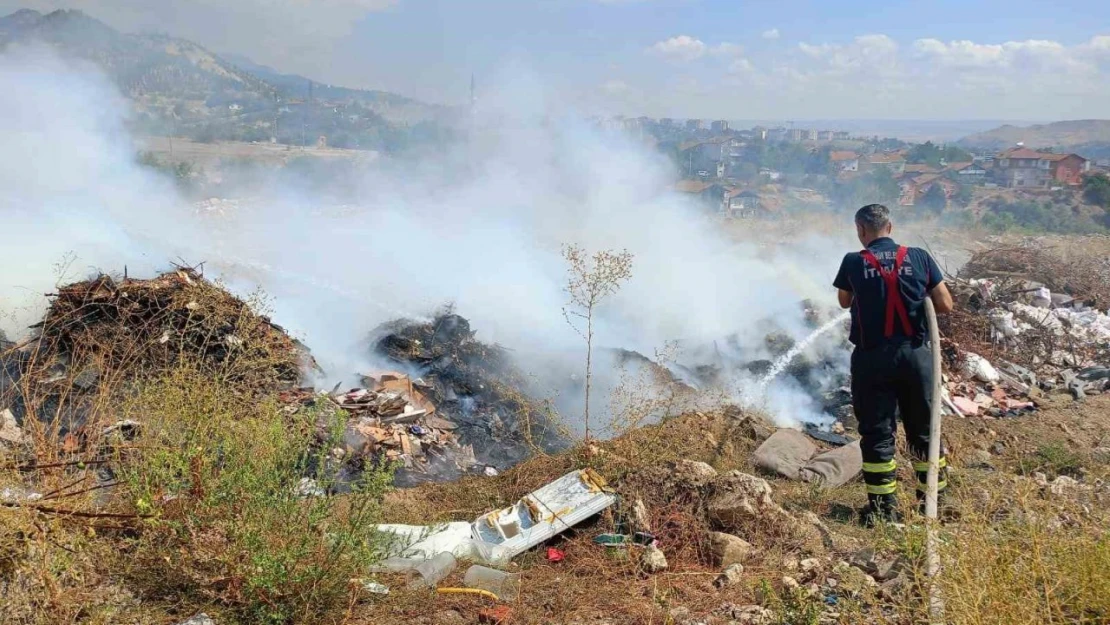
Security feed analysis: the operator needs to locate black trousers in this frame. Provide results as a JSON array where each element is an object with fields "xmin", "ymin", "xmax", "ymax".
[{"xmin": 851, "ymin": 340, "xmax": 947, "ymax": 506}]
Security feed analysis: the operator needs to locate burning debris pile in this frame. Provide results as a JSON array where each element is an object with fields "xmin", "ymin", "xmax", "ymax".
[
  {"xmin": 940, "ymin": 243, "xmax": 1110, "ymax": 415},
  {"xmin": 1, "ymin": 268, "xmax": 309, "ymax": 431},
  {"xmin": 281, "ymin": 371, "xmax": 481, "ymax": 487},
  {"xmin": 372, "ymin": 313, "xmax": 567, "ymax": 477}
]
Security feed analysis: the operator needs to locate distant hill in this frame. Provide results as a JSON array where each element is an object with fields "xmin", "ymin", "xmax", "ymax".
[
  {"xmin": 222, "ymin": 54, "xmax": 450, "ymax": 125},
  {"xmin": 0, "ymin": 9, "xmax": 457, "ymax": 150},
  {"xmin": 959, "ymin": 120, "xmax": 1110, "ymax": 159}
]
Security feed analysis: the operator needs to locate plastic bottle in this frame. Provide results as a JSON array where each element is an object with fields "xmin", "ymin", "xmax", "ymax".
[
  {"xmin": 406, "ymin": 552, "xmax": 457, "ymax": 589},
  {"xmin": 463, "ymin": 565, "xmax": 521, "ymax": 602}
]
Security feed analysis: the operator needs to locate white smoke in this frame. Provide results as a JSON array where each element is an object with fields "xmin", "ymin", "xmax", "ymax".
[{"xmin": 0, "ymin": 47, "xmax": 858, "ymax": 431}]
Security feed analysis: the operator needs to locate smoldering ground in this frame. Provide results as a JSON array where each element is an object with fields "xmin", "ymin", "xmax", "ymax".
[{"xmin": 0, "ymin": 48, "xmax": 860, "ymax": 434}]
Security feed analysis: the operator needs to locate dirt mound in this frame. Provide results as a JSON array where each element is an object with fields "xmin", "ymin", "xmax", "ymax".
[{"xmin": 373, "ymin": 313, "xmax": 567, "ymax": 473}]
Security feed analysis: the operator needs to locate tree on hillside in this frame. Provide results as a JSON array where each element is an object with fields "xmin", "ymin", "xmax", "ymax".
[
  {"xmin": 953, "ymin": 184, "xmax": 974, "ymax": 208},
  {"xmin": 920, "ymin": 184, "xmax": 947, "ymax": 214},
  {"xmin": 1084, "ymin": 174, "xmax": 1110, "ymax": 208},
  {"xmin": 907, "ymin": 141, "xmax": 974, "ymax": 167}
]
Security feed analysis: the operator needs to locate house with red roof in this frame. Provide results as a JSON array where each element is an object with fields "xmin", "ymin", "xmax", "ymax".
[{"xmin": 994, "ymin": 147, "xmax": 1089, "ymax": 188}]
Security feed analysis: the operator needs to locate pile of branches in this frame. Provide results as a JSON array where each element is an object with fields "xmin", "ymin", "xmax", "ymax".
[
  {"xmin": 373, "ymin": 312, "xmax": 566, "ymax": 472},
  {"xmin": 961, "ymin": 244, "xmax": 1110, "ymax": 309},
  {"xmin": 6, "ymin": 269, "xmax": 308, "ymax": 423}
]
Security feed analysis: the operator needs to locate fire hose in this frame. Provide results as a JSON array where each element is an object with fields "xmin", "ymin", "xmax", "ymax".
[{"xmin": 923, "ymin": 297, "xmax": 944, "ymax": 623}]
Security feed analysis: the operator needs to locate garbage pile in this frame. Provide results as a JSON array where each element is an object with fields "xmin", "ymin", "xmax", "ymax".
[
  {"xmin": 940, "ymin": 244, "xmax": 1110, "ymax": 415},
  {"xmin": 1, "ymin": 268, "xmax": 310, "ymax": 430},
  {"xmin": 372, "ymin": 313, "xmax": 567, "ymax": 479},
  {"xmin": 281, "ymin": 371, "xmax": 481, "ymax": 487}
]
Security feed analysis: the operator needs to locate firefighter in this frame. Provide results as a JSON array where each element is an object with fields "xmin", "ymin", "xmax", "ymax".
[{"xmin": 833, "ymin": 204, "xmax": 954, "ymax": 524}]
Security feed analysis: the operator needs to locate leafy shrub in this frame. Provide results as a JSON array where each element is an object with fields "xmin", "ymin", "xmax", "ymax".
[{"xmin": 115, "ymin": 369, "xmax": 392, "ymax": 624}]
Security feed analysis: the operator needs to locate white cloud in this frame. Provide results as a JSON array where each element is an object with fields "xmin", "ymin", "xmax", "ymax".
[
  {"xmin": 761, "ymin": 28, "xmax": 780, "ymax": 40},
  {"xmin": 913, "ymin": 37, "xmax": 1087, "ymax": 73},
  {"xmin": 648, "ymin": 35, "xmax": 707, "ymax": 62},
  {"xmin": 798, "ymin": 34, "xmax": 899, "ymax": 75},
  {"xmin": 710, "ymin": 42, "xmax": 744, "ymax": 57}
]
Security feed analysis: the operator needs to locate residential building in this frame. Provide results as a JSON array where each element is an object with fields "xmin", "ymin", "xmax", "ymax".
[
  {"xmin": 829, "ymin": 150, "xmax": 860, "ymax": 172},
  {"xmin": 752, "ymin": 126, "xmax": 768, "ymax": 140},
  {"xmin": 660, "ymin": 118, "xmax": 675, "ymax": 127},
  {"xmin": 944, "ymin": 162, "xmax": 988, "ymax": 184},
  {"xmin": 787, "ymin": 128, "xmax": 807, "ymax": 142},
  {"xmin": 993, "ymin": 147, "xmax": 1051, "ymax": 187},
  {"xmin": 724, "ymin": 189, "xmax": 762, "ymax": 218},
  {"xmin": 991, "ymin": 148, "xmax": 1088, "ymax": 188},
  {"xmin": 816, "ymin": 130, "xmax": 835, "ymax": 142},
  {"xmin": 903, "ymin": 164, "xmax": 940, "ymax": 176},
  {"xmin": 674, "ymin": 180, "xmax": 728, "ymax": 211},
  {"xmin": 833, "ymin": 131, "xmax": 851, "ymax": 140},
  {"xmin": 686, "ymin": 119, "xmax": 704, "ymax": 131},
  {"xmin": 899, "ymin": 174, "xmax": 956, "ymax": 206},
  {"xmin": 867, "ymin": 153, "xmax": 906, "ymax": 176},
  {"xmin": 1043, "ymin": 153, "xmax": 1090, "ymax": 185},
  {"xmin": 679, "ymin": 138, "xmax": 728, "ymax": 178},
  {"xmin": 711, "ymin": 120, "xmax": 730, "ymax": 132}
]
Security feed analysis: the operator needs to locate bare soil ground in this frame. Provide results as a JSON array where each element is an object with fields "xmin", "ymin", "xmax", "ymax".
[{"xmin": 349, "ymin": 394, "xmax": 1110, "ymax": 625}]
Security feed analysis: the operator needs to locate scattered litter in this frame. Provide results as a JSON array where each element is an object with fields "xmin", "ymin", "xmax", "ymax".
[
  {"xmin": 378, "ymin": 469, "xmax": 617, "ymax": 565},
  {"xmin": 360, "ymin": 581, "xmax": 390, "ymax": 595},
  {"xmin": 464, "ymin": 565, "xmax": 521, "ymax": 602},
  {"xmin": 752, "ymin": 429, "xmax": 862, "ymax": 487},
  {"xmin": 406, "ymin": 552, "xmax": 457, "ymax": 589},
  {"xmin": 545, "ymin": 547, "xmax": 565, "ymax": 562}
]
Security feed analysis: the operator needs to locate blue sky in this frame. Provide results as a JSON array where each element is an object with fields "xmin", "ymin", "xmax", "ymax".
[{"xmin": 5, "ymin": 0, "xmax": 1110, "ymax": 119}]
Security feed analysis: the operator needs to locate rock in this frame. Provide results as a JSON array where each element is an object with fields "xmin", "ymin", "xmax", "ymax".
[
  {"xmin": 782, "ymin": 576, "xmax": 800, "ymax": 591},
  {"xmin": 668, "ymin": 606, "xmax": 691, "ymax": 622},
  {"xmin": 177, "ymin": 615, "xmax": 216, "ymax": 625},
  {"xmin": 708, "ymin": 471, "xmax": 823, "ymax": 550},
  {"xmin": 831, "ymin": 561, "xmax": 877, "ymax": 597},
  {"xmin": 879, "ymin": 574, "xmax": 906, "ymax": 600},
  {"xmin": 1049, "ymin": 475, "xmax": 1081, "ymax": 495},
  {"xmin": 1033, "ymin": 471, "xmax": 1050, "ymax": 487},
  {"xmin": 708, "ymin": 532, "xmax": 754, "ymax": 567},
  {"xmin": 707, "ymin": 472, "xmax": 776, "ymax": 527},
  {"xmin": 715, "ymin": 564, "xmax": 744, "ymax": 589},
  {"xmin": 0, "ymin": 408, "xmax": 25, "ymax": 447},
  {"xmin": 631, "ymin": 498, "xmax": 652, "ymax": 532},
  {"xmin": 640, "ymin": 545, "xmax": 668, "ymax": 573},
  {"xmin": 671, "ymin": 460, "xmax": 719, "ymax": 490},
  {"xmin": 969, "ymin": 449, "xmax": 994, "ymax": 468},
  {"xmin": 990, "ymin": 441, "xmax": 1007, "ymax": 455},
  {"xmin": 848, "ymin": 548, "xmax": 903, "ymax": 582},
  {"xmin": 800, "ymin": 558, "xmax": 822, "ymax": 575}
]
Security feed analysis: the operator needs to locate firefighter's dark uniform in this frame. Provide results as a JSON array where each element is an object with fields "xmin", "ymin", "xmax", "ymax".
[{"xmin": 833, "ymin": 237, "xmax": 948, "ymax": 514}]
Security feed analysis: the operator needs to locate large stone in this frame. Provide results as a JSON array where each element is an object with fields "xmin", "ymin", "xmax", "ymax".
[
  {"xmin": 670, "ymin": 460, "xmax": 719, "ymax": 490},
  {"xmin": 708, "ymin": 532, "xmax": 754, "ymax": 567},
  {"xmin": 177, "ymin": 615, "xmax": 216, "ymax": 625},
  {"xmin": 715, "ymin": 563, "xmax": 744, "ymax": 589},
  {"xmin": 707, "ymin": 471, "xmax": 776, "ymax": 528},
  {"xmin": 0, "ymin": 408, "xmax": 25, "ymax": 447},
  {"xmin": 640, "ymin": 545, "xmax": 668, "ymax": 573},
  {"xmin": 630, "ymin": 498, "xmax": 652, "ymax": 532}
]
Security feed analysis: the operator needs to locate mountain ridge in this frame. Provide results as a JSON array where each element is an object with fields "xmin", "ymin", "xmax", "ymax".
[
  {"xmin": 0, "ymin": 8, "xmax": 455, "ymax": 148},
  {"xmin": 959, "ymin": 120, "xmax": 1110, "ymax": 158}
]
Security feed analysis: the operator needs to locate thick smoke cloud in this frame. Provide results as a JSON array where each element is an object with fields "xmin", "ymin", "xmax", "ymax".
[{"xmin": 0, "ymin": 48, "xmax": 856, "ymax": 432}]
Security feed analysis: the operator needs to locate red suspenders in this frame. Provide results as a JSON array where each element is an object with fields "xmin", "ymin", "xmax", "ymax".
[{"xmin": 860, "ymin": 246, "xmax": 914, "ymax": 338}]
